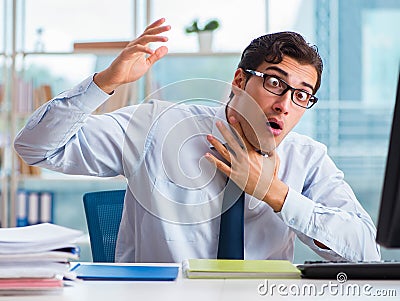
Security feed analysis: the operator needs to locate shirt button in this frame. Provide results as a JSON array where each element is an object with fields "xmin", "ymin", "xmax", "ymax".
[
  {"xmin": 289, "ymin": 218, "xmax": 295, "ymax": 225},
  {"xmin": 78, "ymin": 86, "xmax": 83, "ymax": 92}
]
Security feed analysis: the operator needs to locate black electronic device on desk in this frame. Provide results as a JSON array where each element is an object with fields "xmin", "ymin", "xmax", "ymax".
[
  {"xmin": 298, "ymin": 261, "xmax": 400, "ymax": 279},
  {"xmin": 376, "ymin": 69, "xmax": 400, "ymax": 248},
  {"xmin": 300, "ymin": 69, "xmax": 400, "ymax": 280}
]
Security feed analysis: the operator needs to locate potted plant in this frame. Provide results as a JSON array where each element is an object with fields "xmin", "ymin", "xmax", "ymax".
[{"xmin": 185, "ymin": 19, "xmax": 220, "ymax": 52}]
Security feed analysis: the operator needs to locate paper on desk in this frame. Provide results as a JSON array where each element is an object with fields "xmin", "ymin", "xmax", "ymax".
[
  {"xmin": 0, "ymin": 262, "xmax": 70, "ymax": 278},
  {"xmin": 0, "ymin": 277, "xmax": 64, "ymax": 292},
  {"xmin": 0, "ymin": 223, "xmax": 84, "ymax": 254},
  {"xmin": 0, "ymin": 248, "xmax": 80, "ymax": 262},
  {"xmin": 0, "ymin": 277, "xmax": 64, "ymax": 296}
]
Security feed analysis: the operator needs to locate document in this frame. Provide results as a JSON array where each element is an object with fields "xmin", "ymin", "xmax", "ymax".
[
  {"xmin": 0, "ymin": 247, "xmax": 79, "ymax": 262},
  {"xmin": 0, "ymin": 223, "xmax": 82, "ymax": 282},
  {"xmin": 0, "ymin": 277, "xmax": 63, "ymax": 295},
  {"xmin": 0, "ymin": 223, "xmax": 83, "ymax": 254},
  {"xmin": 182, "ymin": 259, "xmax": 301, "ymax": 279},
  {"xmin": 0, "ymin": 262, "xmax": 70, "ymax": 279}
]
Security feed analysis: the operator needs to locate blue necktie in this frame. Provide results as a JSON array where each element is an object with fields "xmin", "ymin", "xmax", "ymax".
[{"xmin": 217, "ymin": 178, "xmax": 244, "ymax": 259}]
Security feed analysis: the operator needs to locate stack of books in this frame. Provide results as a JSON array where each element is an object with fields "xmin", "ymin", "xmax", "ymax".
[{"xmin": 0, "ymin": 223, "xmax": 83, "ymax": 295}]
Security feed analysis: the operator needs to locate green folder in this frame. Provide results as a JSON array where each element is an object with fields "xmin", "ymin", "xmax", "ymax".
[{"xmin": 182, "ymin": 259, "xmax": 301, "ymax": 279}]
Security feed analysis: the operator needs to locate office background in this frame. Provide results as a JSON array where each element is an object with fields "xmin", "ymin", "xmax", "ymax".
[{"xmin": 0, "ymin": 0, "xmax": 399, "ymax": 262}]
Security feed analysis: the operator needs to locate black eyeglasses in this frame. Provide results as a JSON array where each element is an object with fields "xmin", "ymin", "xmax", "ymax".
[{"xmin": 245, "ymin": 69, "xmax": 318, "ymax": 109}]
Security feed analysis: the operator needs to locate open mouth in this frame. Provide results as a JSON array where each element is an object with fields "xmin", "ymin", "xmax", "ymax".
[
  {"xmin": 268, "ymin": 120, "xmax": 282, "ymax": 130},
  {"xmin": 268, "ymin": 121, "xmax": 282, "ymax": 130},
  {"xmin": 266, "ymin": 119, "xmax": 283, "ymax": 136}
]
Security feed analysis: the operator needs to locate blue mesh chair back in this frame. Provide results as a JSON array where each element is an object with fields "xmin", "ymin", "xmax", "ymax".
[{"xmin": 83, "ymin": 190, "xmax": 126, "ymax": 262}]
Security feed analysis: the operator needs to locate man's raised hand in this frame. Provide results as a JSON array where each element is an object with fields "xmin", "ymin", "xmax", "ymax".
[{"xmin": 94, "ymin": 18, "xmax": 170, "ymax": 94}]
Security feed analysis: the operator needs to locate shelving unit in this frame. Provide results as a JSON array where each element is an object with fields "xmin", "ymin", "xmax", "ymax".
[{"xmin": 1, "ymin": 1, "xmax": 133, "ymax": 230}]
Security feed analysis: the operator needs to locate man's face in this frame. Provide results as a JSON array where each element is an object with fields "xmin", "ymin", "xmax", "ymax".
[{"xmin": 229, "ymin": 56, "xmax": 318, "ymax": 147}]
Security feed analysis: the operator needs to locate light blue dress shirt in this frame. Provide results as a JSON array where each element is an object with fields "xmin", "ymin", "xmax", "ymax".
[{"xmin": 14, "ymin": 75, "xmax": 381, "ymax": 263}]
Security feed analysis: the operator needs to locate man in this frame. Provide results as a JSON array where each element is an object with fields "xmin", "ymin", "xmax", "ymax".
[{"xmin": 14, "ymin": 18, "xmax": 380, "ymax": 263}]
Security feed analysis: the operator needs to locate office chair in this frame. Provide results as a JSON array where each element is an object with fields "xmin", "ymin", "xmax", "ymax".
[{"xmin": 83, "ymin": 189, "xmax": 126, "ymax": 262}]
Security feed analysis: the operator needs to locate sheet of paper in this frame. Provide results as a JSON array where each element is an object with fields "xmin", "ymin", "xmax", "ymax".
[
  {"xmin": 0, "ymin": 223, "xmax": 83, "ymax": 254},
  {"xmin": 0, "ymin": 223, "xmax": 83, "ymax": 243}
]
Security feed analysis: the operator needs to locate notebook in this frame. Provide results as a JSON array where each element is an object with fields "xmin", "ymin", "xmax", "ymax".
[
  {"xmin": 70, "ymin": 264, "xmax": 179, "ymax": 281},
  {"xmin": 182, "ymin": 259, "xmax": 301, "ymax": 279}
]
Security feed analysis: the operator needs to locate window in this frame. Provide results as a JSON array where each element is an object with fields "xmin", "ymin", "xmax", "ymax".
[
  {"xmin": 150, "ymin": 0, "xmax": 266, "ymax": 53},
  {"xmin": 22, "ymin": 0, "xmax": 134, "ymax": 52}
]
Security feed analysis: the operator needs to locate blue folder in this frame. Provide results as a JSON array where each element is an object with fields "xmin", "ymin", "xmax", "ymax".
[{"xmin": 70, "ymin": 264, "xmax": 179, "ymax": 281}]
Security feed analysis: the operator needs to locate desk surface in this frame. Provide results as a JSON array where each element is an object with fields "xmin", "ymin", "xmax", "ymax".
[{"xmin": 2, "ymin": 263, "xmax": 400, "ymax": 301}]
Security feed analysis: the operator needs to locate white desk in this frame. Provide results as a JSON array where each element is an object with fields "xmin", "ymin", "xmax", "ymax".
[{"xmin": 1, "ymin": 263, "xmax": 400, "ymax": 301}]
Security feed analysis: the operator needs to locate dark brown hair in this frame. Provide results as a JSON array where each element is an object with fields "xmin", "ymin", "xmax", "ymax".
[{"xmin": 238, "ymin": 31, "xmax": 323, "ymax": 93}]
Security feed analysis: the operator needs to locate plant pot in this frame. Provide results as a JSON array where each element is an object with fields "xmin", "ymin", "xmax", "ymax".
[{"xmin": 197, "ymin": 31, "xmax": 214, "ymax": 53}]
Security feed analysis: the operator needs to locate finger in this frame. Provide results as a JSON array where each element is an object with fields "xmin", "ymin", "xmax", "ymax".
[
  {"xmin": 215, "ymin": 121, "xmax": 243, "ymax": 155},
  {"xmin": 122, "ymin": 44, "xmax": 154, "ymax": 57},
  {"xmin": 132, "ymin": 34, "xmax": 169, "ymax": 46},
  {"xmin": 265, "ymin": 148, "xmax": 276, "ymax": 159},
  {"xmin": 143, "ymin": 25, "xmax": 171, "ymax": 37},
  {"xmin": 227, "ymin": 115, "xmax": 253, "ymax": 151},
  {"xmin": 275, "ymin": 152, "xmax": 280, "ymax": 168},
  {"xmin": 207, "ymin": 135, "xmax": 232, "ymax": 163},
  {"xmin": 272, "ymin": 151, "xmax": 280, "ymax": 177},
  {"xmin": 205, "ymin": 153, "xmax": 231, "ymax": 177},
  {"xmin": 144, "ymin": 17, "xmax": 167, "ymax": 31},
  {"xmin": 146, "ymin": 46, "xmax": 168, "ymax": 65}
]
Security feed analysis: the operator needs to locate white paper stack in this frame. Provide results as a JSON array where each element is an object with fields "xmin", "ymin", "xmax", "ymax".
[{"xmin": 0, "ymin": 223, "xmax": 83, "ymax": 294}]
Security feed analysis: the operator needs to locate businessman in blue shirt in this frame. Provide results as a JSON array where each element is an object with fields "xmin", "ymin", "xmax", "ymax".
[{"xmin": 14, "ymin": 18, "xmax": 380, "ymax": 262}]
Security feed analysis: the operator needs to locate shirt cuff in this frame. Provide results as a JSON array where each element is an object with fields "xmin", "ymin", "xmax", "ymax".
[
  {"xmin": 277, "ymin": 187, "xmax": 315, "ymax": 233},
  {"xmin": 58, "ymin": 74, "xmax": 112, "ymax": 114}
]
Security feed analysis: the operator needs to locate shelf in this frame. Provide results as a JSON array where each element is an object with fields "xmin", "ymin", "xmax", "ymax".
[
  {"xmin": 20, "ymin": 51, "xmax": 74, "ymax": 55},
  {"xmin": 166, "ymin": 51, "xmax": 241, "ymax": 57},
  {"xmin": 18, "ymin": 174, "xmax": 126, "ymax": 183},
  {"xmin": 17, "ymin": 175, "xmax": 127, "ymax": 194},
  {"xmin": 20, "ymin": 51, "xmax": 92, "ymax": 56},
  {"xmin": 18, "ymin": 50, "xmax": 241, "ymax": 57},
  {"xmin": 21, "ymin": 50, "xmax": 123, "ymax": 56}
]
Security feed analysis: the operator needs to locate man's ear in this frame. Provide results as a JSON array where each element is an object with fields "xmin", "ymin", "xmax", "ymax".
[{"xmin": 232, "ymin": 68, "xmax": 247, "ymax": 90}]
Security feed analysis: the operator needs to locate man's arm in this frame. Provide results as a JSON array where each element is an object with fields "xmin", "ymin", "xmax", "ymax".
[
  {"xmin": 273, "ymin": 149, "xmax": 381, "ymax": 262},
  {"xmin": 14, "ymin": 77, "xmax": 126, "ymax": 176},
  {"xmin": 14, "ymin": 19, "xmax": 170, "ymax": 175},
  {"xmin": 206, "ymin": 118, "xmax": 380, "ymax": 262}
]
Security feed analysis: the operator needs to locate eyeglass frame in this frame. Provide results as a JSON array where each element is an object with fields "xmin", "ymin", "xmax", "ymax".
[{"xmin": 244, "ymin": 69, "xmax": 318, "ymax": 109}]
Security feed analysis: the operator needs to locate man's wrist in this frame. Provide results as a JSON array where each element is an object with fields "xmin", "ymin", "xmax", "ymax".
[
  {"xmin": 93, "ymin": 71, "xmax": 116, "ymax": 95},
  {"xmin": 263, "ymin": 178, "xmax": 289, "ymax": 212}
]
